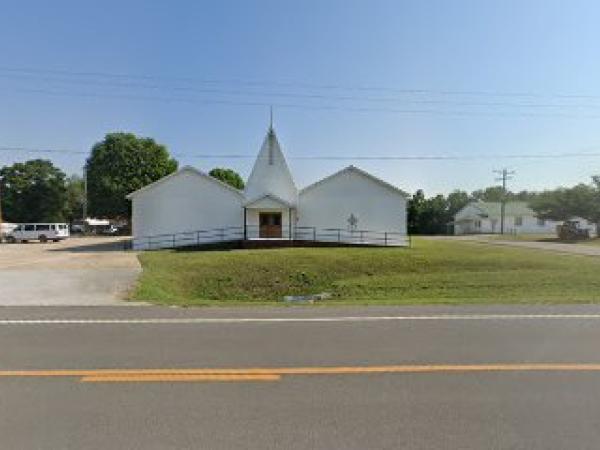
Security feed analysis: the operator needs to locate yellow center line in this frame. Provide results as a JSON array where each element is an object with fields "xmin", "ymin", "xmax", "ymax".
[{"xmin": 80, "ymin": 374, "xmax": 281, "ymax": 383}]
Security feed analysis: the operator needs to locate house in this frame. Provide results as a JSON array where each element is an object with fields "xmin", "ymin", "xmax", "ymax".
[
  {"xmin": 127, "ymin": 125, "xmax": 409, "ymax": 249},
  {"xmin": 453, "ymin": 201, "xmax": 596, "ymax": 235}
]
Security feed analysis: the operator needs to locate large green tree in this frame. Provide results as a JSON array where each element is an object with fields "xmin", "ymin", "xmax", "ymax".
[
  {"xmin": 408, "ymin": 190, "xmax": 468, "ymax": 235},
  {"xmin": 530, "ymin": 181, "xmax": 600, "ymax": 226},
  {"xmin": 0, "ymin": 159, "xmax": 67, "ymax": 223},
  {"xmin": 64, "ymin": 174, "xmax": 85, "ymax": 222},
  {"xmin": 86, "ymin": 133, "xmax": 178, "ymax": 218},
  {"xmin": 209, "ymin": 167, "xmax": 245, "ymax": 189}
]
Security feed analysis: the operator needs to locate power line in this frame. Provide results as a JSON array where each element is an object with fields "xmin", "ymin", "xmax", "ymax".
[
  {"xmin": 2, "ymin": 145, "xmax": 600, "ymax": 161},
  {"xmin": 3, "ymin": 72, "xmax": 600, "ymax": 110},
  {"xmin": 10, "ymin": 87, "xmax": 600, "ymax": 119},
  {"xmin": 2, "ymin": 66, "xmax": 600, "ymax": 100}
]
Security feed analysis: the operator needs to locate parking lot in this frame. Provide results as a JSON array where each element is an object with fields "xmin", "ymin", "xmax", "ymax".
[{"xmin": 0, "ymin": 237, "xmax": 141, "ymax": 305}]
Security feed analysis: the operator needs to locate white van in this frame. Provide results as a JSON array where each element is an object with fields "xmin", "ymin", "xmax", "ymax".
[
  {"xmin": 6, "ymin": 223, "xmax": 70, "ymax": 243},
  {"xmin": 1, "ymin": 223, "xmax": 18, "ymax": 242}
]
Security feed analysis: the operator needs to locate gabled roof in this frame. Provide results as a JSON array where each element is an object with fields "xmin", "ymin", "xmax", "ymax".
[
  {"xmin": 470, "ymin": 201, "xmax": 534, "ymax": 218},
  {"xmin": 126, "ymin": 166, "xmax": 245, "ymax": 199},
  {"xmin": 243, "ymin": 193, "xmax": 295, "ymax": 208},
  {"xmin": 299, "ymin": 165, "xmax": 409, "ymax": 198}
]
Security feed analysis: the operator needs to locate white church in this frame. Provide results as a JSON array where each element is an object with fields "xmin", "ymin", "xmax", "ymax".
[{"xmin": 127, "ymin": 125, "xmax": 409, "ymax": 250}]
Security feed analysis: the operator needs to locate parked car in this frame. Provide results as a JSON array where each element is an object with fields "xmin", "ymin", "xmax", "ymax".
[
  {"xmin": 556, "ymin": 220, "xmax": 591, "ymax": 241},
  {"xmin": 99, "ymin": 224, "xmax": 120, "ymax": 235},
  {"xmin": 70, "ymin": 223, "xmax": 85, "ymax": 233},
  {"xmin": 6, "ymin": 223, "xmax": 70, "ymax": 243}
]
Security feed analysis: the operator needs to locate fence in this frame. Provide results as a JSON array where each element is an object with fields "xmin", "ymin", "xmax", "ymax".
[{"xmin": 131, "ymin": 225, "xmax": 410, "ymax": 251}]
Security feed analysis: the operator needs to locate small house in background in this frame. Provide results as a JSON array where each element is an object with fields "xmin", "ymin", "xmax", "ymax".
[
  {"xmin": 127, "ymin": 124, "xmax": 409, "ymax": 249},
  {"xmin": 71, "ymin": 218, "xmax": 118, "ymax": 234},
  {"xmin": 453, "ymin": 201, "xmax": 596, "ymax": 236}
]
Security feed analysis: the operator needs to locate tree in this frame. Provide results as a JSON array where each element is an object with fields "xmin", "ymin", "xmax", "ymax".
[
  {"xmin": 470, "ymin": 186, "xmax": 507, "ymax": 202},
  {"xmin": 470, "ymin": 186, "xmax": 535, "ymax": 203},
  {"xmin": 408, "ymin": 190, "xmax": 460, "ymax": 235},
  {"xmin": 407, "ymin": 190, "xmax": 426, "ymax": 234},
  {"xmin": 209, "ymin": 167, "xmax": 245, "ymax": 190},
  {"xmin": 0, "ymin": 159, "xmax": 67, "ymax": 223},
  {"xmin": 86, "ymin": 133, "xmax": 178, "ymax": 218},
  {"xmin": 446, "ymin": 190, "xmax": 470, "ymax": 216},
  {"xmin": 530, "ymin": 183, "xmax": 600, "ymax": 224},
  {"xmin": 64, "ymin": 175, "xmax": 85, "ymax": 222}
]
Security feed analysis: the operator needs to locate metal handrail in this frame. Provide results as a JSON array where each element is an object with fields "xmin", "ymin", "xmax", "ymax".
[{"xmin": 132, "ymin": 224, "xmax": 410, "ymax": 250}]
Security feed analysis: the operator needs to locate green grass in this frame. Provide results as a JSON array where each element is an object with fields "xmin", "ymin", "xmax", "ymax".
[{"xmin": 132, "ymin": 238, "xmax": 600, "ymax": 306}]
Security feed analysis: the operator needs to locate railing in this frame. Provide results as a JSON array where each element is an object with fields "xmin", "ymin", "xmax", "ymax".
[{"xmin": 131, "ymin": 225, "xmax": 410, "ymax": 251}]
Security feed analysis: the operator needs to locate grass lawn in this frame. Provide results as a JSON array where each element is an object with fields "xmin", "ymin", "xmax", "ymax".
[{"xmin": 132, "ymin": 238, "xmax": 600, "ymax": 306}]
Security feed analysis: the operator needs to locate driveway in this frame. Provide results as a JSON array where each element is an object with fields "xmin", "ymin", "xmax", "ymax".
[
  {"xmin": 483, "ymin": 239, "xmax": 600, "ymax": 256},
  {"xmin": 424, "ymin": 235, "xmax": 600, "ymax": 257},
  {"xmin": 0, "ymin": 237, "xmax": 141, "ymax": 305}
]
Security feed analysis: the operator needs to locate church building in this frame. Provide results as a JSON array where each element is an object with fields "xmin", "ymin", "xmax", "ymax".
[{"xmin": 127, "ymin": 125, "xmax": 409, "ymax": 249}]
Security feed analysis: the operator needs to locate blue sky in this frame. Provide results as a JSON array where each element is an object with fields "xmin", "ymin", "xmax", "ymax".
[{"xmin": 1, "ymin": 0, "xmax": 599, "ymax": 195}]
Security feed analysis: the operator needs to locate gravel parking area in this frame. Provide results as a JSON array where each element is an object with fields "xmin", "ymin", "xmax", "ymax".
[
  {"xmin": 0, "ymin": 237, "xmax": 141, "ymax": 305},
  {"xmin": 423, "ymin": 235, "xmax": 600, "ymax": 257}
]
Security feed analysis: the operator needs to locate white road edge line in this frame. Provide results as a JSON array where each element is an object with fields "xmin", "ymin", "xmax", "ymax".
[{"xmin": 3, "ymin": 314, "xmax": 600, "ymax": 324}]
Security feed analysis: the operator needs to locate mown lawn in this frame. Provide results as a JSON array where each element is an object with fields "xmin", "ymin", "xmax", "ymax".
[{"xmin": 132, "ymin": 238, "xmax": 600, "ymax": 306}]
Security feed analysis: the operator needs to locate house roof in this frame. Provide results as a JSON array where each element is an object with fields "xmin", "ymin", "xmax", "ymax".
[
  {"xmin": 300, "ymin": 165, "xmax": 409, "ymax": 198},
  {"xmin": 125, "ymin": 166, "xmax": 245, "ymax": 200},
  {"xmin": 243, "ymin": 193, "xmax": 296, "ymax": 208},
  {"xmin": 468, "ymin": 201, "xmax": 534, "ymax": 218},
  {"xmin": 475, "ymin": 201, "xmax": 533, "ymax": 217}
]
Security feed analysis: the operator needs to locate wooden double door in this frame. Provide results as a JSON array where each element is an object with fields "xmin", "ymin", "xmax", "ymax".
[{"xmin": 259, "ymin": 212, "xmax": 282, "ymax": 238}]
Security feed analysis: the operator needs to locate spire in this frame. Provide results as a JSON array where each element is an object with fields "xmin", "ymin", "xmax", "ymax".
[
  {"xmin": 244, "ymin": 125, "xmax": 298, "ymax": 206},
  {"xmin": 269, "ymin": 106, "xmax": 274, "ymax": 131}
]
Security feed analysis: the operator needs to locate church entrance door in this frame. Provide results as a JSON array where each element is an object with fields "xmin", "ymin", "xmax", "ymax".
[{"xmin": 259, "ymin": 212, "xmax": 282, "ymax": 238}]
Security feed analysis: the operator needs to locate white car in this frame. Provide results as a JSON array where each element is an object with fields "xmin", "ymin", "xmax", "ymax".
[{"xmin": 6, "ymin": 223, "xmax": 70, "ymax": 243}]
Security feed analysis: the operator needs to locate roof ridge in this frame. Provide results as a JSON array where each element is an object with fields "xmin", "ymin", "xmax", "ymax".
[{"xmin": 126, "ymin": 165, "xmax": 244, "ymax": 199}]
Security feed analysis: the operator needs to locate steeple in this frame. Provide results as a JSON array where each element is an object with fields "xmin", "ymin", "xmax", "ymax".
[{"xmin": 244, "ymin": 123, "xmax": 298, "ymax": 206}]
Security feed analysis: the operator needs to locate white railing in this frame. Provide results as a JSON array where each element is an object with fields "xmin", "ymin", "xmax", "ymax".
[{"xmin": 131, "ymin": 225, "xmax": 410, "ymax": 250}]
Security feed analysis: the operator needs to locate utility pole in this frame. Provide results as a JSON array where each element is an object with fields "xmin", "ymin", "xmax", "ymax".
[
  {"xmin": 493, "ymin": 168, "xmax": 515, "ymax": 235},
  {"xmin": 83, "ymin": 165, "xmax": 88, "ymax": 221}
]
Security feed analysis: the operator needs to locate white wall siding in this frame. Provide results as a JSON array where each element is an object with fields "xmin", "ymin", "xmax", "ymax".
[
  {"xmin": 298, "ymin": 169, "xmax": 407, "ymax": 242},
  {"xmin": 131, "ymin": 170, "xmax": 243, "ymax": 248}
]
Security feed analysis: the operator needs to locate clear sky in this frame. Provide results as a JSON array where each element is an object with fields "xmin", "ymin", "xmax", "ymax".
[{"xmin": 1, "ymin": 0, "xmax": 599, "ymax": 195}]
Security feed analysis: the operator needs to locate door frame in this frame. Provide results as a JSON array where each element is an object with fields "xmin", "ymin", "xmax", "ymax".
[{"xmin": 259, "ymin": 212, "xmax": 283, "ymax": 238}]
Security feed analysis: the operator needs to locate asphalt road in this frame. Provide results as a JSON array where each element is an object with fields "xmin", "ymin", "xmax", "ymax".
[{"xmin": 2, "ymin": 305, "xmax": 600, "ymax": 449}]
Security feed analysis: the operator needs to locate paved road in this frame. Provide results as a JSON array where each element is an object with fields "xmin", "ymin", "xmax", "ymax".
[
  {"xmin": 2, "ymin": 305, "xmax": 600, "ymax": 449},
  {"xmin": 0, "ymin": 237, "xmax": 141, "ymax": 305}
]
